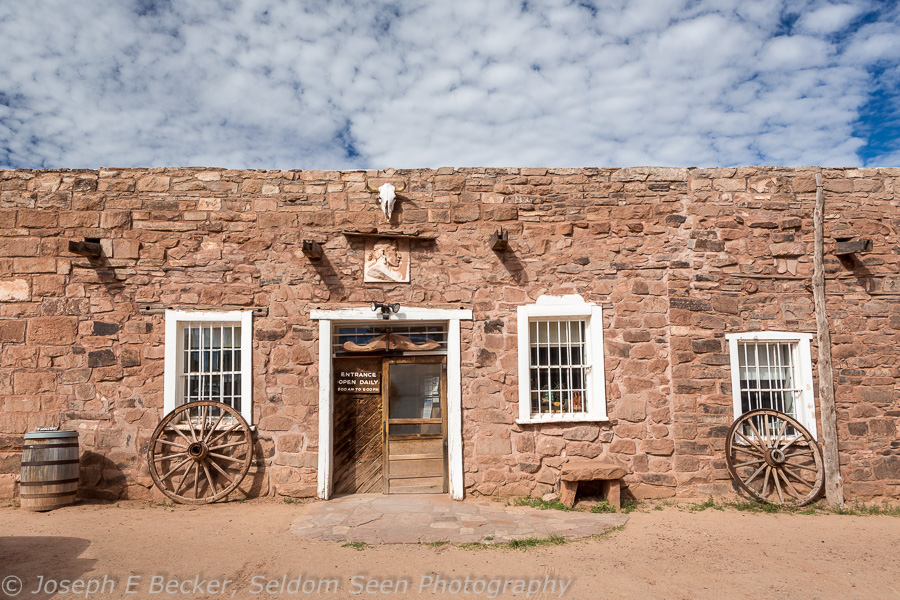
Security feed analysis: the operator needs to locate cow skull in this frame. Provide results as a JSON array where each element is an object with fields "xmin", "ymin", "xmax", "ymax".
[
  {"xmin": 366, "ymin": 181, "xmax": 406, "ymax": 220},
  {"xmin": 378, "ymin": 183, "xmax": 396, "ymax": 219}
]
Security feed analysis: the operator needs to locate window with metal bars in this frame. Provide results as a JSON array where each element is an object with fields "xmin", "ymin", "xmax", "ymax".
[
  {"xmin": 164, "ymin": 310, "xmax": 253, "ymax": 424},
  {"xmin": 516, "ymin": 296, "xmax": 607, "ymax": 423},
  {"xmin": 726, "ymin": 332, "xmax": 817, "ymax": 440},
  {"xmin": 736, "ymin": 341, "xmax": 801, "ymax": 415},
  {"xmin": 179, "ymin": 323, "xmax": 242, "ymax": 411},
  {"xmin": 528, "ymin": 319, "xmax": 588, "ymax": 416}
]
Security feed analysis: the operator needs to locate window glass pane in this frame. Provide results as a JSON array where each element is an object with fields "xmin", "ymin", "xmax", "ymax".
[{"xmin": 388, "ymin": 363, "xmax": 442, "ymax": 419}]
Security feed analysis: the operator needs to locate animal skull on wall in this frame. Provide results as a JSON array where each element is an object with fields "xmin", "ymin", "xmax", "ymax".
[{"xmin": 366, "ymin": 181, "xmax": 407, "ymax": 220}]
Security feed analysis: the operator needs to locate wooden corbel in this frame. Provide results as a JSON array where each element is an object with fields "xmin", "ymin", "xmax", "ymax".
[
  {"xmin": 301, "ymin": 239, "xmax": 323, "ymax": 260},
  {"xmin": 68, "ymin": 238, "xmax": 102, "ymax": 258},
  {"xmin": 490, "ymin": 229, "xmax": 509, "ymax": 251}
]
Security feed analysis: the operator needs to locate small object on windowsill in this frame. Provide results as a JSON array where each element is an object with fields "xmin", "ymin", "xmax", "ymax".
[
  {"xmin": 490, "ymin": 228, "xmax": 509, "ymax": 251},
  {"xmin": 301, "ymin": 239, "xmax": 323, "ymax": 260}
]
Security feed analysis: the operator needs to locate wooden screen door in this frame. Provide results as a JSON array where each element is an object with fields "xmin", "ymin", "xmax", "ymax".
[{"xmin": 383, "ymin": 356, "xmax": 448, "ymax": 494}]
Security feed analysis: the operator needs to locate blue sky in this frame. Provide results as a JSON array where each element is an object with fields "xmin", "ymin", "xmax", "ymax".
[{"xmin": 0, "ymin": 0, "xmax": 898, "ymax": 169}]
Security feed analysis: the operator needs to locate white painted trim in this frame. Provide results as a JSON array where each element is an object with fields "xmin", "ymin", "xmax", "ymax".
[
  {"xmin": 726, "ymin": 332, "xmax": 817, "ymax": 439},
  {"xmin": 311, "ymin": 307, "xmax": 472, "ymax": 321},
  {"xmin": 163, "ymin": 310, "xmax": 254, "ymax": 424},
  {"xmin": 447, "ymin": 318, "xmax": 464, "ymax": 500},
  {"xmin": 516, "ymin": 296, "xmax": 608, "ymax": 424},
  {"xmin": 726, "ymin": 331, "xmax": 814, "ymax": 342},
  {"xmin": 314, "ymin": 306, "xmax": 472, "ymax": 501},
  {"xmin": 317, "ymin": 319, "xmax": 333, "ymax": 500}
]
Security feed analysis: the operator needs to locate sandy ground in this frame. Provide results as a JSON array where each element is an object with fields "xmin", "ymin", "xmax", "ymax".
[{"xmin": 1, "ymin": 499, "xmax": 898, "ymax": 600}]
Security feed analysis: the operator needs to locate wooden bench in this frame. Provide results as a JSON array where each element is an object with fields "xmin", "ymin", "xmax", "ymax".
[{"xmin": 558, "ymin": 459, "xmax": 627, "ymax": 510}]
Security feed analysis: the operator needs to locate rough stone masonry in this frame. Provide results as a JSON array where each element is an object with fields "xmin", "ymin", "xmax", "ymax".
[{"xmin": 0, "ymin": 166, "xmax": 898, "ymax": 502}]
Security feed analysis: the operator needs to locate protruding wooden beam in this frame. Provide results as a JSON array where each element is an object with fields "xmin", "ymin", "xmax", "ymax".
[
  {"xmin": 490, "ymin": 229, "xmax": 509, "ymax": 251},
  {"xmin": 835, "ymin": 239, "xmax": 873, "ymax": 255},
  {"xmin": 302, "ymin": 239, "xmax": 323, "ymax": 260},
  {"xmin": 68, "ymin": 240, "xmax": 102, "ymax": 258}
]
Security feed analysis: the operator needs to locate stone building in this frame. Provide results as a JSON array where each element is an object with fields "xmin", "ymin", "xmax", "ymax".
[{"xmin": 0, "ymin": 166, "xmax": 898, "ymax": 503}]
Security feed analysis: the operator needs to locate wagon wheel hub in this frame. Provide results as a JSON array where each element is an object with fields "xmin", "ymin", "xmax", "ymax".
[
  {"xmin": 765, "ymin": 447, "xmax": 786, "ymax": 467},
  {"xmin": 187, "ymin": 441, "xmax": 209, "ymax": 461}
]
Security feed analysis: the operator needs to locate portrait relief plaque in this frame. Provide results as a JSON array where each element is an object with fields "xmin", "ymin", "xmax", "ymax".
[{"xmin": 364, "ymin": 237, "xmax": 410, "ymax": 283}]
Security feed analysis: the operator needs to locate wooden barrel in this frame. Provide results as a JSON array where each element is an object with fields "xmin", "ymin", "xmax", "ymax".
[{"xmin": 20, "ymin": 430, "xmax": 79, "ymax": 511}]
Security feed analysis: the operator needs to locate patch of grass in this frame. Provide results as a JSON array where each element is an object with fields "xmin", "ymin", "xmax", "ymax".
[
  {"xmin": 460, "ymin": 535, "xmax": 569, "ymax": 551},
  {"xmin": 590, "ymin": 501, "xmax": 616, "ymax": 514},
  {"xmin": 620, "ymin": 499, "xmax": 639, "ymax": 514},
  {"xmin": 688, "ymin": 497, "xmax": 725, "ymax": 512},
  {"xmin": 423, "ymin": 541, "xmax": 448, "ymax": 547},
  {"xmin": 689, "ymin": 498, "xmax": 900, "ymax": 517},
  {"xmin": 282, "ymin": 497, "xmax": 299, "ymax": 504},
  {"xmin": 729, "ymin": 500, "xmax": 786, "ymax": 514},
  {"xmin": 832, "ymin": 501, "xmax": 900, "ymax": 517},
  {"xmin": 342, "ymin": 541, "xmax": 370, "ymax": 551},
  {"xmin": 513, "ymin": 496, "xmax": 573, "ymax": 512}
]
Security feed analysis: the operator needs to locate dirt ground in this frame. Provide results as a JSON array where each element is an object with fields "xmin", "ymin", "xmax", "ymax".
[{"xmin": 1, "ymin": 498, "xmax": 898, "ymax": 600}]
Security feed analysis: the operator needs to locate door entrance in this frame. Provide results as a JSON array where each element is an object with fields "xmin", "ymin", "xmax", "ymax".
[
  {"xmin": 332, "ymin": 354, "xmax": 447, "ymax": 495},
  {"xmin": 383, "ymin": 357, "xmax": 448, "ymax": 494}
]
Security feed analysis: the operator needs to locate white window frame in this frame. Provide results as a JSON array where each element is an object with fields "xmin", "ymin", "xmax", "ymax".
[
  {"xmin": 516, "ymin": 295, "xmax": 607, "ymax": 424},
  {"xmin": 725, "ymin": 331, "xmax": 817, "ymax": 440},
  {"xmin": 164, "ymin": 310, "xmax": 253, "ymax": 424}
]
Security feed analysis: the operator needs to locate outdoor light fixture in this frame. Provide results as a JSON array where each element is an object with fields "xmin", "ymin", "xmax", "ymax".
[{"xmin": 371, "ymin": 301, "xmax": 400, "ymax": 319}]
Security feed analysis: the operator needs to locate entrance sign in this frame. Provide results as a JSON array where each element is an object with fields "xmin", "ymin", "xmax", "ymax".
[{"xmin": 335, "ymin": 368, "xmax": 381, "ymax": 394}]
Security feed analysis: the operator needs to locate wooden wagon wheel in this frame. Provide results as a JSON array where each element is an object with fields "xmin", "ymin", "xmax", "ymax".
[
  {"xmin": 148, "ymin": 401, "xmax": 253, "ymax": 504},
  {"xmin": 726, "ymin": 409, "xmax": 824, "ymax": 506}
]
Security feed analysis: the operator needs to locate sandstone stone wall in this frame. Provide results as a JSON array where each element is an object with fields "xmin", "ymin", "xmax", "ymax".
[{"xmin": 1, "ymin": 166, "xmax": 898, "ymax": 502}]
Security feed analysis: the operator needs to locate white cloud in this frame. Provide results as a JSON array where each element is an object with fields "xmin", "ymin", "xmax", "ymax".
[
  {"xmin": 795, "ymin": 3, "xmax": 864, "ymax": 35},
  {"xmin": 0, "ymin": 0, "xmax": 896, "ymax": 169}
]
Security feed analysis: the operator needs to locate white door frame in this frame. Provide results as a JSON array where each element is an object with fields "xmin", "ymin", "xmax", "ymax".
[{"xmin": 310, "ymin": 307, "xmax": 472, "ymax": 500}]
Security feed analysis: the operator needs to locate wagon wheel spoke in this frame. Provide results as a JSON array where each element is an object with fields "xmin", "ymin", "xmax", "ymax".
[
  {"xmin": 154, "ymin": 451, "xmax": 187, "ymax": 463},
  {"xmin": 208, "ymin": 441, "xmax": 248, "ymax": 452},
  {"xmin": 165, "ymin": 422, "xmax": 195, "ymax": 447},
  {"xmin": 760, "ymin": 466, "xmax": 771, "ymax": 498},
  {"xmin": 160, "ymin": 456, "xmax": 193, "ymax": 481},
  {"xmin": 192, "ymin": 462, "xmax": 200, "ymax": 500},
  {"xmin": 733, "ymin": 445, "xmax": 765, "ymax": 459},
  {"xmin": 772, "ymin": 419, "xmax": 788, "ymax": 447},
  {"xmin": 776, "ymin": 468, "xmax": 801, "ymax": 499},
  {"xmin": 208, "ymin": 452, "xmax": 246, "ymax": 464},
  {"xmin": 201, "ymin": 460, "xmax": 218, "ymax": 496},
  {"xmin": 208, "ymin": 458, "xmax": 235, "ymax": 484},
  {"xmin": 772, "ymin": 466, "xmax": 785, "ymax": 503},
  {"xmin": 734, "ymin": 429, "xmax": 767, "ymax": 455},
  {"xmin": 783, "ymin": 448, "xmax": 814, "ymax": 458},
  {"xmin": 155, "ymin": 438, "xmax": 188, "ymax": 450},
  {"xmin": 744, "ymin": 462, "xmax": 768, "ymax": 485},
  {"xmin": 734, "ymin": 458, "xmax": 765, "ymax": 468},
  {"xmin": 147, "ymin": 401, "xmax": 253, "ymax": 505},
  {"xmin": 747, "ymin": 419, "xmax": 769, "ymax": 450},
  {"xmin": 173, "ymin": 461, "xmax": 193, "ymax": 496},
  {"xmin": 196, "ymin": 405, "xmax": 206, "ymax": 442},
  {"xmin": 207, "ymin": 423, "xmax": 241, "ymax": 447},
  {"xmin": 204, "ymin": 409, "xmax": 227, "ymax": 443}
]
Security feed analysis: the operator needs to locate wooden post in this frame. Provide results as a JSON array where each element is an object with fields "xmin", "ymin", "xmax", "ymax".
[{"xmin": 813, "ymin": 173, "xmax": 844, "ymax": 508}]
